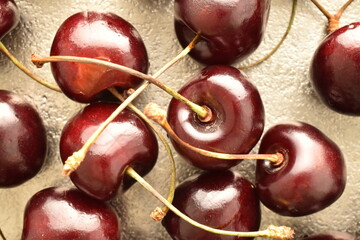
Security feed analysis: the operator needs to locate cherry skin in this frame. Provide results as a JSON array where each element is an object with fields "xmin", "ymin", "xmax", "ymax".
[
  {"xmin": 256, "ymin": 121, "xmax": 346, "ymax": 216},
  {"xmin": 301, "ymin": 232, "xmax": 357, "ymax": 240},
  {"xmin": 310, "ymin": 22, "xmax": 360, "ymax": 116},
  {"xmin": 21, "ymin": 187, "xmax": 121, "ymax": 240},
  {"xmin": 162, "ymin": 170, "xmax": 261, "ymax": 240},
  {"xmin": 50, "ymin": 11, "xmax": 149, "ymax": 103},
  {"xmin": 0, "ymin": 0, "xmax": 20, "ymax": 40},
  {"xmin": 167, "ymin": 65, "xmax": 264, "ymax": 170},
  {"xmin": 60, "ymin": 102, "xmax": 158, "ymax": 201},
  {"xmin": 174, "ymin": 0, "xmax": 271, "ymax": 65},
  {"xmin": 0, "ymin": 90, "xmax": 47, "ymax": 187}
]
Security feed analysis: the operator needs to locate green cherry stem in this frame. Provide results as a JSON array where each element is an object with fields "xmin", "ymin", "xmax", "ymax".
[
  {"xmin": 108, "ymin": 88, "xmax": 176, "ymax": 221},
  {"xmin": 240, "ymin": 0, "xmax": 298, "ymax": 70},
  {"xmin": 31, "ymin": 43, "xmax": 209, "ymax": 120},
  {"xmin": 144, "ymin": 103, "xmax": 284, "ymax": 165},
  {"xmin": 60, "ymin": 83, "xmax": 141, "ymax": 176},
  {"xmin": 126, "ymin": 166, "xmax": 294, "ymax": 239},
  {"xmin": 310, "ymin": 0, "xmax": 355, "ymax": 32},
  {"xmin": 0, "ymin": 42, "xmax": 61, "ymax": 92},
  {"xmin": 310, "ymin": 0, "xmax": 332, "ymax": 19}
]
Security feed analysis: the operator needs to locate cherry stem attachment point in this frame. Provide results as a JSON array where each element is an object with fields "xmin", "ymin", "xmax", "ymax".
[
  {"xmin": 143, "ymin": 103, "xmax": 284, "ymax": 165},
  {"xmin": 310, "ymin": 0, "xmax": 354, "ymax": 32},
  {"xmin": 126, "ymin": 166, "xmax": 294, "ymax": 239},
  {"xmin": 109, "ymin": 88, "xmax": 176, "ymax": 221},
  {"xmin": 0, "ymin": 42, "xmax": 61, "ymax": 92},
  {"xmin": 240, "ymin": 0, "xmax": 298, "ymax": 70}
]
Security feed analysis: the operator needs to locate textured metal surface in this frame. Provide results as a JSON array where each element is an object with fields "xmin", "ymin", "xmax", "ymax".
[{"xmin": 0, "ymin": 0, "xmax": 359, "ymax": 239}]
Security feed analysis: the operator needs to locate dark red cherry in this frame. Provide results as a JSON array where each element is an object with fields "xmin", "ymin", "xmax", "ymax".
[
  {"xmin": 21, "ymin": 187, "xmax": 121, "ymax": 240},
  {"xmin": 50, "ymin": 11, "xmax": 149, "ymax": 103},
  {"xmin": 256, "ymin": 121, "xmax": 346, "ymax": 216},
  {"xmin": 162, "ymin": 170, "xmax": 261, "ymax": 240},
  {"xmin": 60, "ymin": 102, "xmax": 158, "ymax": 201},
  {"xmin": 302, "ymin": 232, "xmax": 357, "ymax": 240},
  {"xmin": 174, "ymin": 0, "xmax": 271, "ymax": 65},
  {"xmin": 0, "ymin": 0, "xmax": 20, "ymax": 40},
  {"xmin": 310, "ymin": 22, "xmax": 360, "ymax": 116},
  {"xmin": 0, "ymin": 90, "xmax": 47, "ymax": 187},
  {"xmin": 167, "ymin": 65, "xmax": 264, "ymax": 170}
]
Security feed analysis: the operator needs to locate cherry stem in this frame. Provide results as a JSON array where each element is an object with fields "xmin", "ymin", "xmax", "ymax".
[
  {"xmin": 109, "ymin": 88, "xmax": 176, "ymax": 221},
  {"xmin": 310, "ymin": 0, "xmax": 354, "ymax": 32},
  {"xmin": 144, "ymin": 103, "xmax": 284, "ymax": 165},
  {"xmin": 60, "ymin": 34, "xmax": 200, "ymax": 176},
  {"xmin": 0, "ymin": 228, "xmax": 6, "ymax": 240},
  {"xmin": 126, "ymin": 166, "xmax": 294, "ymax": 239},
  {"xmin": 61, "ymin": 85, "xmax": 141, "ymax": 176},
  {"xmin": 334, "ymin": 0, "xmax": 354, "ymax": 20},
  {"xmin": 31, "ymin": 51, "xmax": 209, "ymax": 119},
  {"xmin": 240, "ymin": 0, "xmax": 298, "ymax": 70},
  {"xmin": 0, "ymin": 42, "xmax": 61, "ymax": 92}
]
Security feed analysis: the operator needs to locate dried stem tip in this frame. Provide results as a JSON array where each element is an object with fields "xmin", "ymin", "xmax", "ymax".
[
  {"xmin": 150, "ymin": 207, "xmax": 166, "ymax": 221},
  {"xmin": 62, "ymin": 150, "xmax": 85, "ymax": 176},
  {"xmin": 144, "ymin": 103, "xmax": 167, "ymax": 125},
  {"xmin": 267, "ymin": 225, "xmax": 295, "ymax": 239},
  {"xmin": 31, "ymin": 54, "xmax": 45, "ymax": 68}
]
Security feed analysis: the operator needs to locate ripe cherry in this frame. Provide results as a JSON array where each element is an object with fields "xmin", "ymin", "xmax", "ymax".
[
  {"xmin": 21, "ymin": 187, "xmax": 121, "ymax": 240},
  {"xmin": 256, "ymin": 121, "xmax": 346, "ymax": 216},
  {"xmin": 167, "ymin": 65, "xmax": 264, "ymax": 170},
  {"xmin": 174, "ymin": 0, "xmax": 271, "ymax": 65},
  {"xmin": 0, "ymin": 90, "xmax": 47, "ymax": 187},
  {"xmin": 0, "ymin": 0, "xmax": 19, "ymax": 40},
  {"xmin": 302, "ymin": 232, "xmax": 357, "ymax": 240},
  {"xmin": 310, "ymin": 22, "xmax": 360, "ymax": 116},
  {"xmin": 60, "ymin": 102, "xmax": 158, "ymax": 201},
  {"xmin": 162, "ymin": 170, "xmax": 261, "ymax": 240},
  {"xmin": 50, "ymin": 11, "xmax": 149, "ymax": 103}
]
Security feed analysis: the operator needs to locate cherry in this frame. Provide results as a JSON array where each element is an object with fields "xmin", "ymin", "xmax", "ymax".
[
  {"xmin": 21, "ymin": 187, "xmax": 121, "ymax": 240},
  {"xmin": 0, "ymin": 0, "xmax": 19, "ymax": 40},
  {"xmin": 167, "ymin": 65, "xmax": 264, "ymax": 170},
  {"xmin": 256, "ymin": 121, "xmax": 346, "ymax": 216},
  {"xmin": 60, "ymin": 102, "xmax": 158, "ymax": 201},
  {"xmin": 174, "ymin": 0, "xmax": 271, "ymax": 65},
  {"xmin": 0, "ymin": 90, "xmax": 47, "ymax": 187},
  {"xmin": 162, "ymin": 170, "xmax": 261, "ymax": 240},
  {"xmin": 302, "ymin": 232, "xmax": 357, "ymax": 240},
  {"xmin": 310, "ymin": 22, "xmax": 360, "ymax": 116},
  {"xmin": 50, "ymin": 11, "xmax": 149, "ymax": 103}
]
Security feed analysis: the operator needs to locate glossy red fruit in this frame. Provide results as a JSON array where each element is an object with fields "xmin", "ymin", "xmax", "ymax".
[
  {"xmin": 162, "ymin": 170, "xmax": 261, "ymax": 240},
  {"xmin": 174, "ymin": 0, "xmax": 271, "ymax": 65},
  {"xmin": 21, "ymin": 187, "xmax": 121, "ymax": 240},
  {"xmin": 50, "ymin": 11, "xmax": 149, "ymax": 103},
  {"xmin": 256, "ymin": 121, "xmax": 346, "ymax": 216},
  {"xmin": 302, "ymin": 231, "xmax": 357, "ymax": 240},
  {"xmin": 0, "ymin": 90, "xmax": 47, "ymax": 187},
  {"xmin": 0, "ymin": 0, "xmax": 20, "ymax": 40},
  {"xmin": 310, "ymin": 22, "xmax": 360, "ymax": 116},
  {"xmin": 60, "ymin": 102, "xmax": 158, "ymax": 201},
  {"xmin": 167, "ymin": 65, "xmax": 264, "ymax": 170}
]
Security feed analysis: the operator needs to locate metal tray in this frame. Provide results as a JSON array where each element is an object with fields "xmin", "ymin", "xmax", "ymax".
[{"xmin": 0, "ymin": 0, "xmax": 359, "ymax": 239}]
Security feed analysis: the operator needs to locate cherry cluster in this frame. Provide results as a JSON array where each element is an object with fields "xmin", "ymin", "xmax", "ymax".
[{"xmin": 0, "ymin": 0, "xmax": 359, "ymax": 240}]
